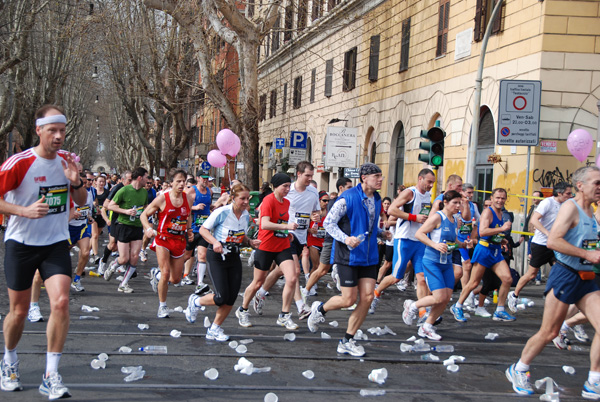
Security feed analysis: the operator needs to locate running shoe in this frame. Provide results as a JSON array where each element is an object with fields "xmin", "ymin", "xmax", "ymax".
[
  {"xmin": 402, "ymin": 299, "xmax": 416, "ymax": 326},
  {"xmin": 418, "ymin": 325, "xmax": 442, "ymax": 341},
  {"xmin": 28, "ymin": 304, "xmax": 44, "ymax": 323},
  {"xmin": 111, "ymin": 251, "xmax": 118, "ymax": 257},
  {"xmin": 298, "ymin": 306, "xmax": 311, "ymax": 321},
  {"xmin": 157, "ymin": 305, "xmax": 170, "ymax": 319},
  {"xmin": 194, "ymin": 283, "xmax": 211, "ymax": 296},
  {"xmin": 332, "ymin": 264, "xmax": 340, "ymax": 291},
  {"xmin": 552, "ymin": 329, "xmax": 570, "ymax": 350},
  {"xmin": 535, "ymin": 280, "xmax": 541, "ymax": 286},
  {"xmin": 450, "ymin": 304, "xmax": 467, "ymax": 322},
  {"xmin": 247, "ymin": 249, "xmax": 255, "ymax": 269},
  {"xmin": 116, "ymin": 265, "xmax": 126, "ymax": 274},
  {"xmin": 505, "ymin": 364, "xmax": 534, "ymax": 395},
  {"xmin": 236, "ymin": 308, "xmax": 252, "ymax": 327},
  {"xmin": 139, "ymin": 250, "xmax": 148, "ymax": 262},
  {"xmin": 97, "ymin": 260, "xmax": 106, "ymax": 275},
  {"xmin": 396, "ymin": 279, "xmax": 407, "ymax": 291},
  {"xmin": 493, "ymin": 310, "xmax": 516, "ymax": 322},
  {"xmin": 253, "ymin": 292, "xmax": 266, "ymax": 315},
  {"xmin": 308, "ymin": 285, "xmax": 317, "ymax": 296},
  {"xmin": 104, "ymin": 261, "xmax": 118, "ymax": 281},
  {"xmin": 38, "ymin": 372, "xmax": 71, "ymax": 400},
  {"xmin": 307, "ymin": 301, "xmax": 325, "ymax": 333},
  {"xmin": 1, "ymin": 359, "xmax": 22, "ymax": 392},
  {"xmin": 300, "ymin": 287, "xmax": 309, "ymax": 303},
  {"xmin": 185, "ymin": 294, "xmax": 200, "ymax": 323},
  {"xmin": 92, "ymin": 255, "xmax": 101, "ymax": 264},
  {"xmin": 181, "ymin": 276, "xmax": 194, "ymax": 286},
  {"xmin": 150, "ymin": 268, "xmax": 159, "ymax": 293},
  {"xmin": 571, "ymin": 324, "xmax": 590, "ymax": 343},
  {"xmin": 337, "ymin": 338, "xmax": 365, "ymax": 357},
  {"xmin": 583, "ymin": 380, "xmax": 600, "ymax": 400},
  {"xmin": 474, "ymin": 307, "xmax": 492, "ymax": 318},
  {"xmin": 464, "ymin": 292, "xmax": 476, "ymax": 309},
  {"xmin": 277, "ymin": 313, "xmax": 298, "ymax": 330},
  {"xmin": 507, "ymin": 291, "xmax": 518, "ymax": 313},
  {"xmin": 368, "ymin": 296, "xmax": 380, "ymax": 315},
  {"xmin": 206, "ymin": 326, "xmax": 229, "ymax": 342},
  {"xmin": 118, "ymin": 284, "xmax": 134, "ymax": 293},
  {"xmin": 71, "ymin": 280, "xmax": 84, "ymax": 292}
]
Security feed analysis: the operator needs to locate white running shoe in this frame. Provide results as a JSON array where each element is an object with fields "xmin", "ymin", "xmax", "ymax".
[
  {"xmin": 402, "ymin": 299, "xmax": 416, "ymax": 325},
  {"xmin": 474, "ymin": 307, "xmax": 492, "ymax": 318},
  {"xmin": 276, "ymin": 313, "xmax": 298, "ymax": 330},
  {"xmin": 118, "ymin": 284, "xmax": 134, "ymax": 293},
  {"xmin": 38, "ymin": 372, "xmax": 71, "ymax": 400},
  {"xmin": 418, "ymin": 325, "xmax": 442, "ymax": 341},
  {"xmin": 185, "ymin": 294, "xmax": 200, "ymax": 323},
  {"xmin": 1, "ymin": 359, "xmax": 22, "ymax": 391},
  {"xmin": 337, "ymin": 338, "xmax": 365, "ymax": 357},
  {"xmin": 97, "ymin": 260, "xmax": 106, "ymax": 275},
  {"xmin": 507, "ymin": 291, "xmax": 518, "ymax": 314},
  {"xmin": 71, "ymin": 280, "xmax": 85, "ymax": 292},
  {"xmin": 181, "ymin": 276, "xmax": 194, "ymax": 285},
  {"xmin": 396, "ymin": 279, "xmax": 407, "ymax": 291},
  {"xmin": 236, "ymin": 308, "xmax": 252, "ymax": 327},
  {"xmin": 253, "ymin": 292, "xmax": 266, "ymax": 315},
  {"xmin": 104, "ymin": 261, "xmax": 118, "ymax": 281},
  {"xmin": 206, "ymin": 326, "xmax": 229, "ymax": 341},
  {"xmin": 368, "ymin": 296, "xmax": 380, "ymax": 315},
  {"xmin": 157, "ymin": 305, "xmax": 169, "ymax": 318},
  {"xmin": 28, "ymin": 304, "xmax": 44, "ymax": 322},
  {"xmin": 571, "ymin": 324, "xmax": 590, "ymax": 343},
  {"xmin": 139, "ymin": 250, "xmax": 148, "ymax": 262},
  {"xmin": 307, "ymin": 301, "xmax": 325, "ymax": 333},
  {"xmin": 150, "ymin": 267, "xmax": 159, "ymax": 293}
]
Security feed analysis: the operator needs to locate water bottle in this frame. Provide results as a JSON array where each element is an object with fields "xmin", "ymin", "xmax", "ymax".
[
  {"xmin": 420, "ymin": 353, "xmax": 440, "ymax": 361},
  {"xmin": 138, "ymin": 345, "xmax": 167, "ymax": 354},
  {"xmin": 432, "ymin": 345, "xmax": 454, "ymax": 353},
  {"xmin": 348, "ymin": 232, "xmax": 367, "ymax": 250},
  {"xmin": 440, "ymin": 240, "xmax": 447, "ymax": 264},
  {"xmin": 493, "ymin": 289, "xmax": 498, "ymax": 304},
  {"xmin": 130, "ymin": 205, "xmax": 137, "ymax": 221},
  {"xmin": 359, "ymin": 390, "xmax": 386, "ymax": 397},
  {"xmin": 412, "ymin": 343, "xmax": 430, "ymax": 352}
]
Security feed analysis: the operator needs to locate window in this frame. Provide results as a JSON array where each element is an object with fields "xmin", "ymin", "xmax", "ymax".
[
  {"xmin": 368, "ymin": 35, "xmax": 380, "ymax": 82},
  {"xmin": 324, "ymin": 59, "xmax": 333, "ymax": 97},
  {"xmin": 343, "ymin": 47, "xmax": 357, "ymax": 92},
  {"xmin": 400, "ymin": 17, "xmax": 411, "ymax": 72},
  {"xmin": 298, "ymin": 0, "xmax": 308, "ymax": 31},
  {"xmin": 370, "ymin": 142, "xmax": 377, "ymax": 163},
  {"xmin": 283, "ymin": 83, "xmax": 288, "ymax": 114},
  {"xmin": 310, "ymin": 69, "xmax": 316, "ymax": 103},
  {"xmin": 312, "ymin": 0, "xmax": 322, "ymax": 21},
  {"xmin": 247, "ymin": 0, "xmax": 255, "ymax": 18},
  {"xmin": 293, "ymin": 76, "xmax": 302, "ymax": 109},
  {"xmin": 259, "ymin": 94, "xmax": 267, "ymax": 121},
  {"xmin": 436, "ymin": 0, "xmax": 450, "ymax": 57},
  {"xmin": 474, "ymin": 0, "xmax": 504, "ymax": 42},
  {"xmin": 284, "ymin": 5, "xmax": 293, "ymax": 42},
  {"xmin": 270, "ymin": 90, "xmax": 277, "ymax": 118},
  {"xmin": 271, "ymin": 16, "xmax": 280, "ymax": 52}
]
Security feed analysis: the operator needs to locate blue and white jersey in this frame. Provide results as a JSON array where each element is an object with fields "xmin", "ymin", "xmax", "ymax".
[
  {"xmin": 202, "ymin": 204, "xmax": 250, "ymax": 245},
  {"xmin": 555, "ymin": 199, "xmax": 598, "ymax": 272},
  {"xmin": 423, "ymin": 211, "xmax": 457, "ymax": 262},
  {"xmin": 395, "ymin": 186, "xmax": 432, "ymax": 241},
  {"xmin": 455, "ymin": 201, "xmax": 480, "ymax": 242}
]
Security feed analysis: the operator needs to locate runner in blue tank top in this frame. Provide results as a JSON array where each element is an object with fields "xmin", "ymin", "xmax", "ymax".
[
  {"xmin": 506, "ymin": 166, "xmax": 600, "ymax": 398},
  {"xmin": 402, "ymin": 191, "xmax": 471, "ymax": 341},
  {"xmin": 451, "ymin": 188, "xmax": 515, "ymax": 323}
]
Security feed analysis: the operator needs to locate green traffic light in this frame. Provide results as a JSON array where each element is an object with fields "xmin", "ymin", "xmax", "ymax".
[{"xmin": 431, "ymin": 155, "xmax": 443, "ymax": 166}]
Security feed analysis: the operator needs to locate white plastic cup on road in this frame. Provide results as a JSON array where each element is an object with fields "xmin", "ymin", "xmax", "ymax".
[
  {"xmin": 368, "ymin": 368, "xmax": 388, "ymax": 384},
  {"xmin": 137, "ymin": 324, "xmax": 149, "ymax": 330},
  {"xmin": 447, "ymin": 364, "xmax": 459, "ymax": 372},
  {"xmin": 302, "ymin": 370, "xmax": 315, "ymax": 379},
  {"xmin": 229, "ymin": 341, "xmax": 239, "ymax": 349},
  {"xmin": 283, "ymin": 333, "xmax": 296, "ymax": 341},
  {"xmin": 97, "ymin": 353, "xmax": 109, "ymax": 361},
  {"xmin": 264, "ymin": 392, "xmax": 278, "ymax": 402},
  {"xmin": 321, "ymin": 332, "xmax": 331, "ymax": 339},
  {"xmin": 90, "ymin": 359, "xmax": 106, "ymax": 369},
  {"xmin": 119, "ymin": 346, "xmax": 132, "ymax": 353},
  {"xmin": 204, "ymin": 317, "xmax": 211, "ymax": 328},
  {"xmin": 170, "ymin": 329, "xmax": 182, "ymax": 338},
  {"xmin": 562, "ymin": 365, "xmax": 575, "ymax": 375},
  {"xmin": 204, "ymin": 368, "xmax": 219, "ymax": 380},
  {"xmin": 235, "ymin": 344, "xmax": 248, "ymax": 354}
]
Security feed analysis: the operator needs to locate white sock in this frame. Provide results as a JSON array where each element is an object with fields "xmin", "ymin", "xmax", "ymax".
[
  {"xmin": 409, "ymin": 302, "xmax": 418, "ymax": 313},
  {"xmin": 210, "ymin": 323, "xmax": 220, "ymax": 331},
  {"xmin": 156, "ymin": 270, "xmax": 162, "ymax": 281},
  {"xmin": 455, "ymin": 302, "xmax": 463, "ymax": 308},
  {"xmin": 496, "ymin": 306, "xmax": 505, "ymax": 312},
  {"xmin": 46, "ymin": 352, "xmax": 61, "ymax": 375},
  {"xmin": 561, "ymin": 321, "xmax": 570, "ymax": 331},
  {"xmin": 588, "ymin": 371, "xmax": 600, "ymax": 384},
  {"xmin": 515, "ymin": 360, "xmax": 529, "ymax": 372},
  {"xmin": 159, "ymin": 301, "xmax": 167, "ymax": 308},
  {"xmin": 4, "ymin": 347, "xmax": 17, "ymax": 364},
  {"xmin": 423, "ymin": 322, "xmax": 433, "ymax": 331},
  {"xmin": 194, "ymin": 297, "xmax": 202, "ymax": 308},
  {"xmin": 197, "ymin": 262, "xmax": 207, "ymax": 284},
  {"xmin": 295, "ymin": 299, "xmax": 304, "ymax": 313},
  {"xmin": 121, "ymin": 265, "xmax": 136, "ymax": 285},
  {"xmin": 257, "ymin": 287, "xmax": 267, "ymax": 298}
]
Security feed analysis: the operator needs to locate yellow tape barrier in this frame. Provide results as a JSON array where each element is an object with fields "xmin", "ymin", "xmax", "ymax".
[{"xmin": 474, "ymin": 189, "xmax": 545, "ymax": 201}]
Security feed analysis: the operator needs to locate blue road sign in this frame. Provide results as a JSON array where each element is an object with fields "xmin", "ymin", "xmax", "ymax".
[
  {"xmin": 275, "ymin": 138, "xmax": 285, "ymax": 149},
  {"xmin": 290, "ymin": 131, "xmax": 307, "ymax": 149},
  {"xmin": 201, "ymin": 161, "xmax": 211, "ymax": 171}
]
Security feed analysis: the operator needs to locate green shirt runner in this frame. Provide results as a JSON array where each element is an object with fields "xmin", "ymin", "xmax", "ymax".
[{"xmin": 112, "ymin": 185, "xmax": 148, "ymax": 227}]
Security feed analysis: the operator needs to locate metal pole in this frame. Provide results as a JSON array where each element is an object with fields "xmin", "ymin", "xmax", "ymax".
[
  {"xmin": 466, "ymin": 0, "xmax": 505, "ymax": 184},
  {"xmin": 521, "ymin": 145, "xmax": 531, "ymax": 274}
]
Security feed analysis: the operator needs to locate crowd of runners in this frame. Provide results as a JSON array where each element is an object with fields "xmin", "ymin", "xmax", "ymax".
[{"xmin": 2, "ymin": 105, "xmax": 600, "ymax": 400}]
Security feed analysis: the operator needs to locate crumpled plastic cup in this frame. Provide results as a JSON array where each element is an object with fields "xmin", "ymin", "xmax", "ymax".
[
  {"xmin": 137, "ymin": 324, "xmax": 149, "ymax": 330},
  {"xmin": 562, "ymin": 365, "xmax": 575, "ymax": 375},
  {"xmin": 204, "ymin": 317, "xmax": 211, "ymax": 328},
  {"xmin": 229, "ymin": 341, "xmax": 239, "ymax": 349},
  {"xmin": 321, "ymin": 332, "xmax": 331, "ymax": 339},
  {"xmin": 484, "ymin": 332, "xmax": 498, "ymax": 340},
  {"xmin": 204, "ymin": 368, "xmax": 219, "ymax": 380},
  {"xmin": 235, "ymin": 344, "xmax": 248, "ymax": 354},
  {"xmin": 173, "ymin": 306, "xmax": 184, "ymax": 312},
  {"xmin": 239, "ymin": 339, "xmax": 254, "ymax": 345},
  {"xmin": 234, "ymin": 357, "xmax": 252, "ymax": 371},
  {"xmin": 170, "ymin": 329, "xmax": 182, "ymax": 338},
  {"xmin": 302, "ymin": 370, "xmax": 315, "ymax": 379},
  {"xmin": 329, "ymin": 321, "xmax": 339, "ymax": 327},
  {"xmin": 447, "ymin": 364, "xmax": 459, "ymax": 372},
  {"xmin": 81, "ymin": 305, "xmax": 99, "ymax": 312},
  {"xmin": 368, "ymin": 368, "xmax": 388, "ymax": 384},
  {"xmin": 283, "ymin": 333, "xmax": 296, "ymax": 341},
  {"xmin": 264, "ymin": 392, "xmax": 278, "ymax": 402},
  {"xmin": 400, "ymin": 343, "xmax": 413, "ymax": 353},
  {"xmin": 97, "ymin": 353, "xmax": 109, "ymax": 361},
  {"xmin": 90, "ymin": 359, "xmax": 106, "ymax": 369},
  {"xmin": 119, "ymin": 346, "xmax": 132, "ymax": 353}
]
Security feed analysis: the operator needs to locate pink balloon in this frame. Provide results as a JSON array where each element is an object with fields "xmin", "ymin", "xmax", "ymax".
[
  {"xmin": 596, "ymin": 153, "xmax": 600, "ymax": 168},
  {"xmin": 567, "ymin": 129, "xmax": 593, "ymax": 162},
  {"xmin": 216, "ymin": 129, "xmax": 241, "ymax": 157},
  {"xmin": 207, "ymin": 149, "xmax": 227, "ymax": 168}
]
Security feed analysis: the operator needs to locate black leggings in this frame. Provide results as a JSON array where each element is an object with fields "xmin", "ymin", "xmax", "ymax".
[{"xmin": 206, "ymin": 249, "xmax": 243, "ymax": 306}]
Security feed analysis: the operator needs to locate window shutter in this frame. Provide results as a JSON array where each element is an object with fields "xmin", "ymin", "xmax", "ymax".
[
  {"xmin": 368, "ymin": 35, "xmax": 380, "ymax": 81},
  {"xmin": 400, "ymin": 17, "xmax": 410, "ymax": 72},
  {"xmin": 492, "ymin": 0, "xmax": 504, "ymax": 34},
  {"xmin": 325, "ymin": 59, "xmax": 333, "ymax": 97},
  {"xmin": 474, "ymin": 0, "xmax": 484, "ymax": 42}
]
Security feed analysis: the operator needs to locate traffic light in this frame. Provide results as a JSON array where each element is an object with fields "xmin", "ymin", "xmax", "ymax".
[{"xmin": 417, "ymin": 127, "xmax": 446, "ymax": 167}]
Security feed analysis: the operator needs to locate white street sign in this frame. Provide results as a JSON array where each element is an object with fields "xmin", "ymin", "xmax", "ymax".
[
  {"xmin": 289, "ymin": 148, "xmax": 306, "ymax": 166},
  {"xmin": 325, "ymin": 127, "xmax": 357, "ymax": 168},
  {"xmin": 498, "ymin": 80, "xmax": 541, "ymax": 146}
]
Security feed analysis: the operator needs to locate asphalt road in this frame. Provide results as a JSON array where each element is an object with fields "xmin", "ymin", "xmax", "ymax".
[{"xmin": 0, "ymin": 231, "xmax": 593, "ymax": 401}]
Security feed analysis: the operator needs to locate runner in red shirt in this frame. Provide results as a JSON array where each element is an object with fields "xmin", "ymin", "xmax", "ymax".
[
  {"xmin": 141, "ymin": 169, "xmax": 195, "ymax": 318},
  {"xmin": 302, "ymin": 190, "xmax": 329, "ymax": 297},
  {"xmin": 236, "ymin": 173, "xmax": 299, "ymax": 329}
]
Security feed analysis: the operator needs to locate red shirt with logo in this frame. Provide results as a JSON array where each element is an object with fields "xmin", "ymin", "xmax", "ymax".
[{"xmin": 258, "ymin": 193, "xmax": 291, "ymax": 252}]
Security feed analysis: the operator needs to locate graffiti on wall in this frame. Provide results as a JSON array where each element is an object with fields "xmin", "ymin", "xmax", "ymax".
[{"xmin": 532, "ymin": 167, "xmax": 573, "ymax": 188}]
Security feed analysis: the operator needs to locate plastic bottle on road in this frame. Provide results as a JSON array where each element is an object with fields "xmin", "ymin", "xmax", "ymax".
[
  {"xmin": 413, "ymin": 343, "xmax": 430, "ymax": 352},
  {"xmin": 432, "ymin": 345, "xmax": 454, "ymax": 353},
  {"xmin": 139, "ymin": 345, "xmax": 167, "ymax": 354},
  {"xmin": 359, "ymin": 389, "xmax": 386, "ymax": 397}
]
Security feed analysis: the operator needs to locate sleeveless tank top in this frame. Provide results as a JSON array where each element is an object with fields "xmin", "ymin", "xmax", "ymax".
[
  {"xmin": 191, "ymin": 185, "xmax": 212, "ymax": 232},
  {"xmin": 157, "ymin": 192, "xmax": 190, "ymax": 238},
  {"xmin": 424, "ymin": 211, "xmax": 457, "ymax": 261},
  {"xmin": 555, "ymin": 199, "xmax": 598, "ymax": 271},
  {"xmin": 479, "ymin": 207, "xmax": 504, "ymax": 248}
]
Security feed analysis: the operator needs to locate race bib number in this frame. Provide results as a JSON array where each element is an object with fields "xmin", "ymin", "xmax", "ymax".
[
  {"xmin": 581, "ymin": 239, "xmax": 598, "ymax": 265},
  {"xmin": 295, "ymin": 212, "xmax": 310, "ymax": 231},
  {"xmin": 446, "ymin": 242, "xmax": 457, "ymax": 252},
  {"xmin": 490, "ymin": 225, "xmax": 505, "ymax": 244},
  {"xmin": 459, "ymin": 221, "xmax": 472, "ymax": 235},
  {"xmin": 196, "ymin": 214, "xmax": 209, "ymax": 226},
  {"xmin": 274, "ymin": 219, "xmax": 289, "ymax": 238},
  {"xmin": 226, "ymin": 229, "xmax": 245, "ymax": 244},
  {"xmin": 77, "ymin": 206, "xmax": 91, "ymax": 221},
  {"xmin": 316, "ymin": 226, "xmax": 327, "ymax": 238},
  {"xmin": 39, "ymin": 185, "xmax": 68, "ymax": 215},
  {"xmin": 166, "ymin": 218, "xmax": 187, "ymax": 236},
  {"xmin": 419, "ymin": 203, "xmax": 431, "ymax": 216}
]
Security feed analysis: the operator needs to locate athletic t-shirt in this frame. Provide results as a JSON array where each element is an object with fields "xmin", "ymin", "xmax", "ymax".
[
  {"xmin": 0, "ymin": 149, "xmax": 72, "ymax": 245},
  {"xmin": 112, "ymin": 185, "xmax": 148, "ymax": 227},
  {"xmin": 395, "ymin": 186, "xmax": 432, "ymax": 241},
  {"xmin": 202, "ymin": 204, "xmax": 250, "ymax": 244},
  {"xmin": 107, "ymin": 182, "xmax": 124, "ymax": 224},
  {"xmin": 531, "ymin": 197, "xmax": 561, "ymax": 246},
  {"xmin": 258, "ymin": 193, "xmax": 291, "ymax": 252},
  {"xmin": 307, "ymin": 215, "xmax": 326, "ymax": 248},
  {"xmin": 69, "ymin": 186, "xmax": 95, "ymax": 227},
  {"xmin": 190, "ymin": 185, "xmax": 212, "ymax": 232},
  {"xmin": 285, "ymin": 182, "xmax": 320, "ymax": 244},
  {"xmin": 156, "ymin": 191, "xmax": 190, "ymax": 238}
]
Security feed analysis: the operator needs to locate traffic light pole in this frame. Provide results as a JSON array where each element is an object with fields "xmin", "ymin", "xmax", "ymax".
[
  {"xmin": 431, "ymin": 166, "xmax": 439, "ymax": 204},
  {"xmin": 466, "ymin": 0, "xmax": 504, "ymax": 185}
]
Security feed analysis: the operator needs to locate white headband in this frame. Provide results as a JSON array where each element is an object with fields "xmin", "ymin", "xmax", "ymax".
[{"xmin": 36, "ymin": 114, "xmax": 67, "ymax": 127}]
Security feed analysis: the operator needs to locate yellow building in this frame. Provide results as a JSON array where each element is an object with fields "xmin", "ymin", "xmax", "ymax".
[{"xmin": 257, "ymin": 0, "xmax": 600, "ymax": 215}]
